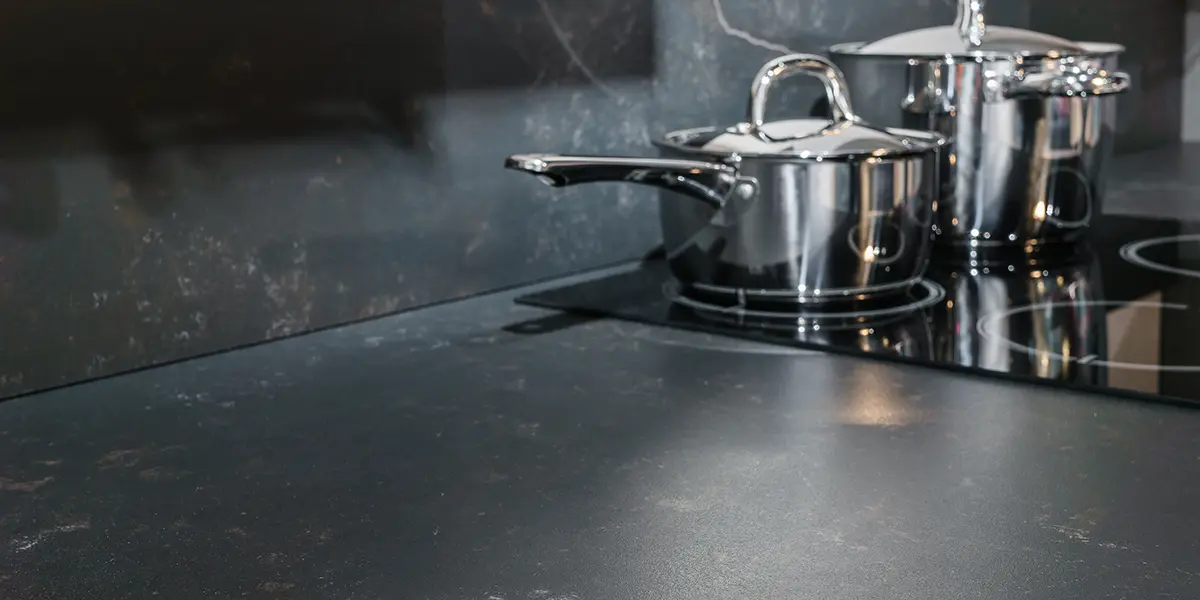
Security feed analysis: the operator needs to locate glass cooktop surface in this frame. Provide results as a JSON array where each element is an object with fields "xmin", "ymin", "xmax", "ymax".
[{"xmin": 516, "ymin": 215, "xmax": 1200, "ymax": 406}]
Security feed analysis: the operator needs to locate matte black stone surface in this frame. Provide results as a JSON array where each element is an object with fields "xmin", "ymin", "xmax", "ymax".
[
  {"xmin": 1, "ymin": 274, "xmax": 1199, "ymax": 599},
  {"xmin": 0, "ymin": 0, "xmax": 1186, "ymax": 399},
  {"xmin": 1107, "ymin": 143, "xmax": 1200, "ymax": 217}
]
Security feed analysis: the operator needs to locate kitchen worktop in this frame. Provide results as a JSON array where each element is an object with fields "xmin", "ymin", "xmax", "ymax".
[
  {"xmin": 1108, "ymin": 143, "xmax": 1200, "ymax": 218},
  {"xmin": 2, "ymin": 265, "xmax": 1199, "ymax": 599}
]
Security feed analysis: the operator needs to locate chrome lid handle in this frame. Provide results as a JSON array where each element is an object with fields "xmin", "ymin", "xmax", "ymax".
[
  {"xmin": 747, "ymin": 53, "xmax": 857, "ymax": 137},
  {"xmin": 955, "ymin": 0, "xmax": 986, "ymax": 47}
]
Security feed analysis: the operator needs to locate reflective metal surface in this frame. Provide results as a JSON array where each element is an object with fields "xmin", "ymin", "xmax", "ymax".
[
  {"xmin": 505, "ymin": 54, "xmax": 941, "ymax": 304},
  {"xmin": 828, "ymin": 0, "xmax": 1130, "ymax": 249},
  {"xmin": 668, "ymin": 273, "xmax": 942, "ymax": 360},
  {"xmin": 849, "ymin": 0, "xmax": 1092, "ymax": 58},
  {"xmin": 668, "ymin": 302, "xmax": 936, "ymax": 361},
  {"xmin": 503, "ymin": 155, "xmax": 744, "ymax": 210},
  {"xmin": 957, "ymin": 0, "xmax": 986, "ymax": 48},
  {"xmin": 926, "ymin": 246, "xmax": 1105, "ymax": 384}
]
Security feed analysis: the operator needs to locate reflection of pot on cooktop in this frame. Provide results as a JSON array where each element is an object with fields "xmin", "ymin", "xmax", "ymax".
[
  {"xmin": 925, "ymin": 244, "xmax": 1105, "ymax": 384},
  {"xmin": 667, "ymin": 279, "xmax": 943, "ymax": 361}
]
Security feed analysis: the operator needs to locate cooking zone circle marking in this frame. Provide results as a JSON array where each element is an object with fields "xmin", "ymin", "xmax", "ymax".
[
  {"xmin": 976, "ymin": 300, "xmax": 1200, "ymax": 372},
  {"xmin": 670, "ymin": 279, "xmax": 946, "ymax": 324},
  {"xmin": 1119, "ymin": 234, "xmax": 1200, "ymax": 279}
]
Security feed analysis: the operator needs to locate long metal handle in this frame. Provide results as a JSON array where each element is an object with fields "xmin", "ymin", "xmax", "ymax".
[
  {"xmin": 747, "ymin": 53, "xmax": 857, "ymax": 136},
  {"xmin": 1004, "ymin": 60, "xmax": 1131, "ymax": 99},
  {"xmin": 505, "ymin": 154, "xmax": 745, "ymax": 209},
  {"xmin": 955, "ymin": 0, "xmax": 986, "ymax": 47}
]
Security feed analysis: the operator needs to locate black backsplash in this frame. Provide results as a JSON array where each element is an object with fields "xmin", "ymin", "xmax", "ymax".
[{"xmin": 0, "ymin": 0, "xmax": 1185, "ymax": 398}]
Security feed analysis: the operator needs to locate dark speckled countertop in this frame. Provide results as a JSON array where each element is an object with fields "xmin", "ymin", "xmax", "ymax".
[{"xmin": 3, "ymin": 257, "xmax": 1200, "ymax": 599}]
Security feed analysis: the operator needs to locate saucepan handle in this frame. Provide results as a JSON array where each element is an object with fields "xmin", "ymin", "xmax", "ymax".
[
  {"xmin": 1003, "ymin": 59, "xmax": 1131, "ymax": 99},
  {"xmin": 504, "ymin": 154, "xmax": 748, "ymax": 210},
  {"xmin": 747, "ymin": 54, "xmax": 859, "ymax": 136}
]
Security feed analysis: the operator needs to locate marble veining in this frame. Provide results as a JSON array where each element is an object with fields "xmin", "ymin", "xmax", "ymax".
[{"xmin": 0, "ymin": 0, "xmax": 1186, "ymax": 398}]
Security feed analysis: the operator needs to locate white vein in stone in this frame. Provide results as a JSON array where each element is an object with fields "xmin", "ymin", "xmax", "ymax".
[
  {"xmin": 535, "ymin": 0, "xmax": 624, "ymax": 102},
  {"xmin": 712, "ymin": 0, "xmax": 797, "ymax": 55}
]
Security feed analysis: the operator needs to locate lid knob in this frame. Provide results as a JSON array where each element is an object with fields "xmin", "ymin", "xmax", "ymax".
[
  {"xmin": 747, "ymin": 54, "xmax": 857, "ymax": 139},
  {"xmin": 954, "ymin": 0, "xmax": 986, "ymax": 47}
]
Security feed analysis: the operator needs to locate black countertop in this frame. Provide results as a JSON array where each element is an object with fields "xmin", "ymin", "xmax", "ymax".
[
  {"xmin": 1107, "ymin": 143, "xmax": 1200, "ymax": 218},
  {"xmin": 3, "ymin": 261, "xmax": 1200, "ymax": 599}
]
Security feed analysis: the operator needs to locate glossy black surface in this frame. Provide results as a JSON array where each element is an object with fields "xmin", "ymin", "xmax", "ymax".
[
  {"xmin": 518, "ymin": 215, "xmax": 1200, "ymax": 405},
  {"xmin": 2, "ymin": 273, "xmax": 1200, "ymax": 599}
]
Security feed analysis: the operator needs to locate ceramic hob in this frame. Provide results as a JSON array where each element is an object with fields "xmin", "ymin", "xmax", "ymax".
[{"xmin": 517, "ymin": 215, "xmax": 1200, "ymax": 406}]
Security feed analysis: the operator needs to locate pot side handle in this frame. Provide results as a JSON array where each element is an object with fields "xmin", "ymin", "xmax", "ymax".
[
  {"xmin": 504, "ymin": 154, "xmax": 748, "ymax": 210},
  {"xmin": 1004, "ymin": 60, "xmax": 1131, "ymax": 99}
]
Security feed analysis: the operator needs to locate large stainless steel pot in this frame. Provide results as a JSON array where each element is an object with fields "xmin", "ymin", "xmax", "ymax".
[
  {"xmin": 827, "ymin": 0, "xmax": 1130, "ymax": 251},
  {"xmin": 506, "ymin": 54, "xmax": 944, "ymax": 305}
]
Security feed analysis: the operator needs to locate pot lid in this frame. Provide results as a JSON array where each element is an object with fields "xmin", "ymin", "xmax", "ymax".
[
  {"xmin": 848, "ymin": 0, "xmax": 1086, "ymax": 58},
  {"xmin": 666, "ymin": 54, "xmax": 942, "ymax": 160}
]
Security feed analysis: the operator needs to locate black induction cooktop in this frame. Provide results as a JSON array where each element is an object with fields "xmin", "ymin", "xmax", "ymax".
[{"xmin": 516, "ymin": 215, "xmax": 1200, "ymax": 406}]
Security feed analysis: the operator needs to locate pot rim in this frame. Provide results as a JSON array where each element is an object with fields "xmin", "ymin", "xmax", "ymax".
[
  {"xmin": 653, "ymin": 125, "xmax": 948, "ymax": 163},
  {"xmin": 827, "ymin": 40, "xmax": 1125, "ymax": 62}
]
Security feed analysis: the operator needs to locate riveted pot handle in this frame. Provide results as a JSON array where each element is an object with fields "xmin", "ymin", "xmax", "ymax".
[
  {"xmin": 1004, "ymin": 59, "xmax": 1131, "ymax": 99},
  {"xmin": 747, "ymin": 53, "xmax": 858, "ymax": 136},
  {"xmin": 505, "ymin": 154, "xmax": 750, "ymax": 210}
]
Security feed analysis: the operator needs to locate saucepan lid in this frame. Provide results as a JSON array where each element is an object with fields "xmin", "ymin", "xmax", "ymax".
[
  {"xmin": 659, "ymin": 54, "xmax": 944, "ymax": 160},
  {"xmin": 831, "ymin": 0, "xmax": 1123, "ymax": 59}
]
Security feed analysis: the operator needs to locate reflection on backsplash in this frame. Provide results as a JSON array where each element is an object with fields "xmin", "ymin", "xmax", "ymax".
[{"xmin": 0, "ymin": 0, "xmax": 1185, "ymax": 398}]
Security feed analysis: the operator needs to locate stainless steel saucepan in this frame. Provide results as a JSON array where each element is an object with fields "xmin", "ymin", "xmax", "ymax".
[
  {"xmin": 506, "ymin": 54, "xmax": 945, "ymax": 305},
  {"xmin": 828, "ymin": 0, "xmax": 1130, "ymax": 251}
]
